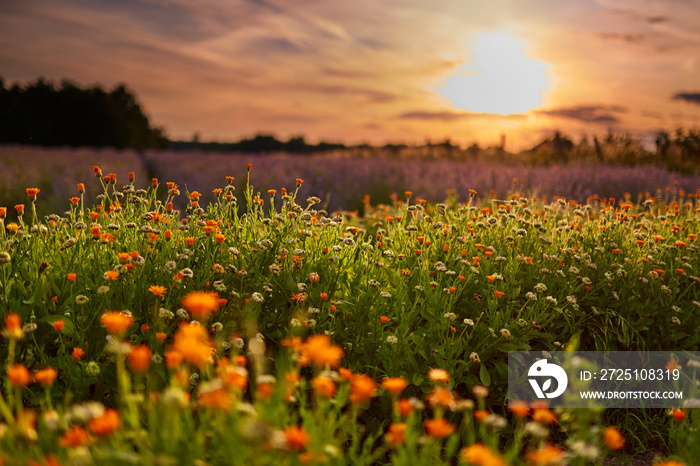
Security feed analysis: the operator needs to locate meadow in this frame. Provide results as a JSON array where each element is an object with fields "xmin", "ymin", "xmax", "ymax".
[{"xmin": 0, "ymin": 148, "xmax": 698, "ymax": 464}]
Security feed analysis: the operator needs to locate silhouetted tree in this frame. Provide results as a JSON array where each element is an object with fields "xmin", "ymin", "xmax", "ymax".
[{"xmin": 0, "ymin": 78, "xmax": 168, "ymax": 149}]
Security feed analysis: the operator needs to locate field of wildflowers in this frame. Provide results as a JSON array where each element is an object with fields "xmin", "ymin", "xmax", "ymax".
[{"xmin": 0, "ymin": 162, "xmax": 698, "ymax": 465}]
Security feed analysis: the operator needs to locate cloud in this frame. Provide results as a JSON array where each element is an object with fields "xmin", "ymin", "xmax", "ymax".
[
  {"xmin": 596, "ymin": 32, "xmax": 645, "ymax": 43},
  {"xmin": 537, "ymin": 105, "xmax": 627, "ymax": 124},
  {"xmin": 397, "ymin": 110, "xmax": 526, "ymax": 121},
  {"xmin": 672, "ymin": 92, "xmax": 700, "ymax": 105}
]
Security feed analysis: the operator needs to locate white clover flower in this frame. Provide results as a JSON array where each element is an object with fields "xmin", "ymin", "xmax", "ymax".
[
  {"xmin": 386, "ymin": 335, "xmax": 398, "ymax": 345},
  {"xmin": 470, "ymin": 352, "xmax": 480, "ymax": 363},
  {"xmin": 534, "ymin": 283, "xmax": 547, "ymax": 293},
  {"xmin": 444, "ymin": 312, "xmax": 457, "ymax": 322},
  {"xmin": 672, "ymin": 317, "xmax": 681, "ymax": 325},
  {"xmin": 290, "ymin": 318, "xmax": 302, "ymax": 327},
  {"xmin": 251, "ymin": 292, "xmax": 264, "ymax": 303},
  {"xmin": 500, "ymin": 329, "xmax": 511, "ymax": 339},
  {"xmin": 464, "ymin": 318, "xmax": 475, "ymax": 326},
  {"xmin": 526, "ymin": 292, "xmax": 537, "ymax": 301},
  {"xmin": 380, "ymin": 291, "xmax": 392, "ymax": 299}
]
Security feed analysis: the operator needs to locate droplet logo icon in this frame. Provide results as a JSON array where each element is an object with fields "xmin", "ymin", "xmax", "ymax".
[{"xmin": 528, "ymin": 359, "xmax": 568, "ymax": 399}]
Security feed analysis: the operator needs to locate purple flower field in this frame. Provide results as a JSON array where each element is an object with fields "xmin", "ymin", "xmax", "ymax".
[{"xmin": 1, "ymin": 145, "xmax": 698, "ymax": 216}]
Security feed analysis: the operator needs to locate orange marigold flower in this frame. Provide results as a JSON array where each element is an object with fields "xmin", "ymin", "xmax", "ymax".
[
  {"xmin": 156, "ymin": 332, "xmax": 167, "ymax": 341},
  {"xmin": 26, "ymin": 188, "xmax": 40, "ymax": 201},
  {"xmin": 338, "ymin": 367, "xmax": 353, "ymax": 380},
  {"xmin": 526, "ymin": 445, "xmax": 565, "ymax": 465},
  {"xmin": 52, "ymin": 320, "xmax": 65, "ymax": 332},
  {"xmin": 67, "ymin": 273, "xmax": 77, "ymax": 282},
  {"xmin": 129, "ymin": 345, "xmax": 152, "ymax": 373},
  {"xmin": 672, "ymin": 409, "xmax": 686, "ymax": 423},
  {"xmin": 171, "ymin": 323, "xmax": 214, "ymax": 368},
  {"xmin": 461, "ymin": 443, "xmax": 508, "ymax": 466},
  {"xmin": 283, "ymin": 425, "xmax": 310, "ymax": 451},
  {"xmin": 385, "ymin": 423, "xmax": 407, "ymax": 447},
  {"xmin": 88, "ymin": 409, "xmax": 120, "ymax": 437},
  {"xmin": 427, "ymin": 387, "xmax": 454, "ymax": 408},
  {"xmin": 7, "ymin": 364, "xmax": 31, "ymax": 386},
  {"xmin": 100, "ymin": 311, "xmax": 134, "ymax": 336},
  {"xmin": 301, "ymin": 334, "xmax": 344, "ymax": 368},
  {"xmin": 428, "ymin": 368, "xmax": 450, "ymax": 384},
  {"xmin": 380, "ymin": 316, "xmax": 389, "ymax": 324},
  {"xmin": 59, "ymin": 425, "xmax": 90, "ymax": 448},
  {"xmin": 15, "ymin": 204, "xmax": 25, "ymax": 215},
  {"xmin": 35, "ymin": 368, "xmax": 58, "ymax": 386},
  {"xmin": 199, "ymin": 387, "xmax": 232, "ymax": 411},
  {"xmin": 532, "ymin": 408, "xmax": 557, "ymax": 425},
  {"xmin": 148, "ymin": 285, "xmax": 167, "ymax": 297},
  {"xmin": 493, "ymin": 290, "xmax": 505, "ymax": 298},
  {"xmin": 486, "ymin": 275, "xmax": 496, "ymax": 283},
  {"xmin": 381, "ymin": 377, "xmax": 409, "ymax": 396},
  {"xmin": 311, "ymin": 376, "xmax": 336, "ymax": 398},
  {"xmin": 603, "ymin": 426, "xmax": 625, "ymax": 450},
  {"xmin": 165, "ymin": 350, "xmax": 184, "ymax": 369},
  {"xmin": 349, "ymin": 373, "xmax": 378, "ymax": 404},
  {"xmin": 104, "ymin": 270, "xmax": 120, "ymax": 281},
  {"xmin": 181, "ymin": 291, "xmax": 220, "ymax": 320},
  {"xmin": 184, "ymin": 237, "xmax": 196, "ymax": 246},
  {"xmin": 0, "ymin": 206, "xmax": 6, "ymax": 218},
  {"xmin": 676, "ymin": 241, "xmax": 687, "ymax": 248},
  {"xmin": 3, "ymin": 313, "xmax": 23, "ymax": 339},
  {"xmin": 424, "ymin": 418, "xmax": 455, "ymax": 438},
  {"xmin": 653, "ymin": 462, "xmax": 685, "ymax": 466},
  {"xmin": 474, "ymin": 410, "xmax": 490, "ymax": 421},
  {"xmin": 509, "ymin": 401, "xmax": 530, "ymax": 417},
  {"xmin": 397, "ymin": 398, "xmax": 414, "ymax": 417},
  {"xmin": 71, "ymin": 347, "xmax": 85, "ymax": 360}
]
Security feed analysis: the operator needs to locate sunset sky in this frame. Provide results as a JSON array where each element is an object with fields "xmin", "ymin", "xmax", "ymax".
[{"xmin": 2, "ymin": 0, "xmax": 700, "ymax": 150}]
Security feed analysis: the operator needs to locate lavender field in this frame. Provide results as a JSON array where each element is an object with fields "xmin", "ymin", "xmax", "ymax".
[{"xmin": 2, "ymin": 144, "xmax": 699, "ymax": 217}]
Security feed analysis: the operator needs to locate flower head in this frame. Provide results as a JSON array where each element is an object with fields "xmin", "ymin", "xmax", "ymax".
[
  {"xmin": 461, "ymin": 443, "xmax": 507, "ymax": 466},
  {"xmin": 181, "ymin": 291, "xmax": 220, "ymax": 320},
  {"xmin": 424, "ymin": 418, "xmax": 455, "ymax": 438},
  {"xmin": 100, "ymin": 311, "xmax": 134, "ymax": 336},
  {"xmin": 35, "ymin": 368, "xmax": 58, "ymax": 386},
  {"xmin": 148, "ymin": 285, "xmax": 167, "ymax": 297},
  {"xmin": 88, "ymin": 409, "xmax": 120, "ymax": 437},
  {"xmin": 603, "ymin": 426, "xmax": 625, "ymax": 450}
]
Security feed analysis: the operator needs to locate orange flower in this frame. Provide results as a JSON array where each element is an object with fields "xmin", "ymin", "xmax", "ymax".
[
  {"xmin": 15, "ymin": 204, "xmax": 24, "ymax": 215},
  {"xmin": 311, "ymin": 376, "xmax": 336, "ymax": 398},
  {"xmin": 397, "ymin": 398, "xmax": 414, "ymax": 417},
  {"xmin": 380, "ymin": 316, "xmax": 389, "ymax": 324},
  {"xmin": 349, "ymin": 374, "xmax": 378, "ymax": 404},
  {"xmin": 67, "ymin": 273, "xmax": 77, "ymax": 282},
  {"xmin": 424, "ymin": 418, "xmax": 455, "ymax": 438},
  {"xmin": 88, "ymin": 409, "xmax": 121, "ymax": 437},
  {"xmin": 385, "ymin": 423, "xmax": 407, "ymax": 447},
  {"xmin": 509, "ymin": 401, "xmax": 530, "ymax": 417},
  {"xmin": 428, "ymin": 368, "xmax": 450, "ymax": 384},
  {"xmin": 474, "ymin": 410, "xmax": 490, "ymax": 421},
  {"xmin": 3, "ymin": 313, "xmax": 23, "ymax": 339},
  {"xmin": 0, "ymin": 206, "xmax": 6, "ymax": 218},
  {"xmin": 165, "ymin": 350, "xmax": 184, "ymax": 369},
  {"xmin": 129, "ymin": 345, "xmax": 152, "ymax": 373},
  {"xmin": 52, "ymin": 320, "xmax": 65, "ymax": 332},
  {"xmin": 526, "ymin": 445, "xmax": 565, "ymax": 465},
  {"xmin": 156, "ymin": 332, "xmax": 167, "ymax": 341},
  {"xmin": 603, "ymin": 426, "xmax": 625, "ymax": 450},
  {"xmin": 486, "ymin": 275, "xmax": 496, "ymax": 283},
  {"xmin": 199, "ymin": 387, "xmax": 233, "ymax": 411},
  {"xmin": 676, "ymin": 241, "xmax": 686, "ymax": 248},
  {"xmin": 666, "ymin": 359, "xmax": 680, "ymax": 371},
  {"xmin": 26, "ymin": 188, "xmax": 40, "ymax": 201},
  {"xmin": 493, "ymin": 290, "xmax": 505, "ymax": 298},
  {"xmin": 181, "ymin": 291, "xmax": 220, "ymax": 320},
  {"xmin": 100, "ymin": 311, "xmax": 134, "ymax": 336},
  {"xmin": 35, "ymin": 368, "xmax": 58, "ymax": 386},
  {"xmin": 532, "ymin": 408, "xmax": 557, "ymax": 425},
  {"xmin": 7, "ymin": 364, "xmax": 31, "ymax": 386},
  {"xmin": 148, "ymin": 285, "xmax": 167, "ymax": 297},
  {"xmin": 319, "ymin": 292, "xmax": 328, "ymax": 301},
  {"xmin": 461, "ymin": 443, "xmax": 507, "ymax": 466},
  {"xmin": 59, "ymin": 425, "xmax": 91, "ymax": 447},
  {"xmin": 283, "ymin": 425, "xmax": 310, "ymax": 451},
  {"xmin": 653, "ymin": 461, "xmax": 685, "ymax": 466},
  {"xmin": 381, "ymin": 377, "xmax": 409, "ymax": 396},
  {"xmin": 672, "ymin": 409, "xmax": 686, "ymax": 423},
  {"xmin": 71, "ymin": 347, "xmax": 85, "ymax": 360},
  {"xmin": 301, "ymin": 334, "xmax": 344, "ymax": 368},
  {"xmin": 427, "ymin": 387, "xmax": 454, "ymax": 408},
  {"xmin": 104, "ymin": 270, "xmax": 120, "ymax": 281},
  {"xmin": 170, "ymin": 323, "xmax": 214, "ymax": 368}
]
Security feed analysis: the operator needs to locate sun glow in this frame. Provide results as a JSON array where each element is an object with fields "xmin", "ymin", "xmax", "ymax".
[{"xmin": 437, "ymin": 33, "xmax": 548, "ymax": 114}]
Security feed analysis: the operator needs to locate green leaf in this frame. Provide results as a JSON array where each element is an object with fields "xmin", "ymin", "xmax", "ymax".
[{"xmin": 479, "ymin": 363, "xmax": 491, "ymax": 386}]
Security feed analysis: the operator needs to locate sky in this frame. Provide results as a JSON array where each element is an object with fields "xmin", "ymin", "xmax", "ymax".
[{"xmin": 2, "ymin": 0, "xmax": 700, "ymax": 150}]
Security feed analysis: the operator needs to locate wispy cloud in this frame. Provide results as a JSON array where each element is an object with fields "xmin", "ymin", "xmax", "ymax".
[
  {"xmin": 537, "ymin": 106, "xmax": 627, "ymax": 124},
  {"xmin": 672, "ymin": 92, "xmax": 700, "ymax": 105}
]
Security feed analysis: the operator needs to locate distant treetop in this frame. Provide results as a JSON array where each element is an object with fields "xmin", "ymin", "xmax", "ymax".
[{"xmin": 0, "ymin": 77, "xmax": 168, "ymax": 149}]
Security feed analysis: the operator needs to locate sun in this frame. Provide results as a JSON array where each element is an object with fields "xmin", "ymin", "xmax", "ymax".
[{"xmin": 436, "ymin": 32, "xmax": 549, "ymax": 114}]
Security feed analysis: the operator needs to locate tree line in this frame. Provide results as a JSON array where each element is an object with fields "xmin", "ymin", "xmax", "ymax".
[{"xmin": 0, "ymin": 78, "xmax": 168, "ymax": 149}]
